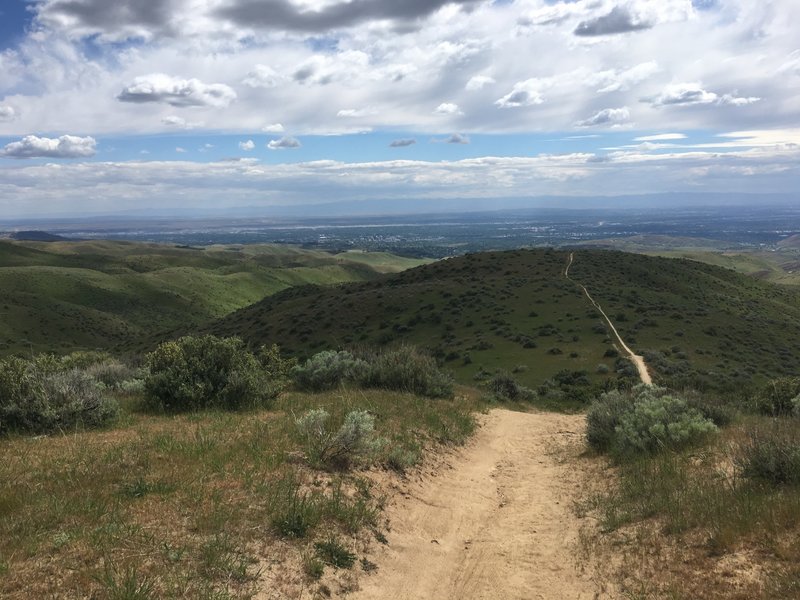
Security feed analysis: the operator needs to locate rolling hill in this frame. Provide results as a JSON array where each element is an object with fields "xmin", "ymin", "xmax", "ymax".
[
  {"xmin": 209, "ymin": 248, "xmax": 800, "ymax": 391},
  {"xmin": 0, "ymin": 240, "xmax": 428, "ymax": 356}
]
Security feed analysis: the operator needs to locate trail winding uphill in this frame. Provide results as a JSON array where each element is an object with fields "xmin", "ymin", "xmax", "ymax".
[
  {"xmin": 564, "ymin": 252, "xmax": 652, "ymax": 386},
  {"xmin": 351, "ymin": 410, "xmax": 604, "ymax": 600}
]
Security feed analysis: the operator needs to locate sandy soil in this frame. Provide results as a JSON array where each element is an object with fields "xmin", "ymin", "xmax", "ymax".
[
  {"xmin": 565, "ymin": 252, "xmax": 653, "ymax": 385},
  {"xmin": 350, "ymin": 409, "xmax": 605, "ymax": 600}
]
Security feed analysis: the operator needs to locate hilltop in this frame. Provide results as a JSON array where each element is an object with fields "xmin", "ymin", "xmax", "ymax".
[
  {"xmin": 0, "ymin": 240, "xmax": 427, "ymax": 356},
  {"xmin": 210, "ymin": 248, "xmax": 800, "ymax": 391}
]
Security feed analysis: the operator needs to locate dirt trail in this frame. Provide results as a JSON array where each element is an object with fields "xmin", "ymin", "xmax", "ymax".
[
  {"xmin": 352, "ymin": 410, "xmax": 603, "ymax": 600},
  {"xmin": 564, "ymin": 252, "xmax": 652, "ymax": 385}
]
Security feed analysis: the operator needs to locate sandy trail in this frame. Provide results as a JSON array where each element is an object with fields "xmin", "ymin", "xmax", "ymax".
[
  {"xmin": 352, "ymin": 410, "xmax": 601, "ymax": 600},
  {"xmin": 564, "ymin": 252, "xmax": 652, "ymax": 385}
]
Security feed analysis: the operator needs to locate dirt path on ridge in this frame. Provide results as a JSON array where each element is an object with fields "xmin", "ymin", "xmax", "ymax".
[
  {"xmin": 351, "ymin": 409, "xmax": 605, "ymax": 600},
  {"xmin": 564, "ymin": 252, "xmax": 652, "ymax": 385}
]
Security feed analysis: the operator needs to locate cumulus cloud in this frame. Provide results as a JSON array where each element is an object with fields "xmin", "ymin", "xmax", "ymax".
[
  {"xmin": 0, "ymin": 134, "xmax": 96, "ymax": 159},
  {"xmin": 390, "ymin": 138, "xmax": 416, "ymax": 147},
  {"xmin": 495, "ymin": 79, "xmax": 547, "ymax": 108},
  {"xmin": 238, "ymin": 140, "xmax": 255, "ymax": 151},
  {"xmin": 161, "ymin": 115, "xmax": 203, "ymax": 129},
  {"xmin": 649, "ymin": 84, "xmax": 761, "ymax": 108},
  {"xmin": 650, "ymin": 83, "xmax": 719, "ymax": 106},
  {"xmin": 242, "ymin": 65, "xmax": 283, "ymax": 88},
  {"xmin": 434, "ymin": 102, "xmax": 462, "ymax": 115},
  {"xmin": 574, "ymin": 6, "xmax": 652, "ymax": 37},
  {"xmin": 267, "ymin": 136, "xmax": 301, "ymax": 150},
  {"xmin": 576, "ymin": 107, "xmax": 631, "ymax": 127},
  {"xmin": 446, "ymin": 133, "xmax": 470, "ymax": 144},
  {"xmin": 175, "ymin": 147, "xmax": 187, "ymax": 153},
  {"xmin": 262, "ymin": 123, "xmax": 285, "ymax": 133},
  {"xmin": 465, "ymin": 75, "xmax": 495, "ymax": 91},
  {"xmin": 118, "ymin": 74, "xmax": 237, "ymax": 107},
  {"xmin": 215, "ymin": 0, "xmax": 484, "ymax": 33},
  {"xmin": 0, "ymin": 105, "xmax": 16, "ymax": 122},
  {"xmin": 590, "ymin": 62, "xmax": 660, "ymax": 94}
]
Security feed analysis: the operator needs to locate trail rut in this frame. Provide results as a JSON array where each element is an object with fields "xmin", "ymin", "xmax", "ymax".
[{"xmin": 351, "ymin": 410, "xmax": 603, "ymax": 600}]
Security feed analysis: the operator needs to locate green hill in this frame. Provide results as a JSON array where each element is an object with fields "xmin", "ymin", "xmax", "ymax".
[
  {"xmin": 0, "ymin": 240, "xmax": 428, "ymax": 356},
  {"xmin": 209, "ymin": 248, "xmax": 800, "ymax": 391}
]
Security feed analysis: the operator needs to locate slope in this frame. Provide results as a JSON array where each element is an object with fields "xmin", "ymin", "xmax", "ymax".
[{"xmin": 210, "ymin": 249, "xmax": 800, "ymax": 391}]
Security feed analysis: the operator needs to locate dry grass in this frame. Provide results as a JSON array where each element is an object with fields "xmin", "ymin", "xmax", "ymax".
[{"xmin": 0, "ymin": 388, "xmax": 478, "ymax": 598}]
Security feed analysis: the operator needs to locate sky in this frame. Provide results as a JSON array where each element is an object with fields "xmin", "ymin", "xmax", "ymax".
[{"xmin": 0, "ymin": 0, "xmax": 798, "ymax": 218}]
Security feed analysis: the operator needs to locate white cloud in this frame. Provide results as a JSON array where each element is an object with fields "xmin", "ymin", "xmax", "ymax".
[
  {"xmin": 590, "ymin": 62, "xmax": 660, "ymax": 94},
  {"xmin": 650, "ymin": 82, "xmax": 719, "ymax": 106},
  {"xmin": 495, "ymin": 79, "xmax": 548, "ymax": 108},
  {"xmin": 0, "ymin": 105, "xmax": 16, "ymax": 122},
  {"xmin": 390, "ymin": 138, "xmax": 416, "ymax": 147},
  {"xmin": 434, "ymin": 102, "xmax": 462, "ymax": 115},
  {"xmin": 576, "ymin": 107, "xmax": 631, "ymax": 128},
  {"xmin": 465, "ymin": 75, "xmax": 495, "ymax": 91},
  {"xmin": 718, "ymin": 94, "xmax": 761, "ymax": 106},
  {"xmin": 262, "ymin": 123, "xmax": 285, "ymax": 133},
  {"xmin": 239, "ymin": 140, "xmax": 255, "ymax": 151},
  {"xmin": 634, "ymin": 133, "xmax": 687, "ymax": 141},
  {"xmin": 175, "ymin": 147, "xmax": 187, "ymax": 153},
  {"xmin": 118, "ymin": 74, "xmax": 237, "ymax": 107},
  {"xmin": 337, "ymin": 107, "xmax": 377, "ymax": 118},
  {"xmin": 446, "ymin": 133, "xmax": 470, "ymax": 144},
  {"xmin": 0, "ymin": 134, "xmax": 96, "ymax": 159},
  {"xmin": 267, "ymin": 136, "xmax": 301, "ymax": 149},
  {"xmin": 242, "ymin": 65, "xmax": 283, "ymax": 88}
]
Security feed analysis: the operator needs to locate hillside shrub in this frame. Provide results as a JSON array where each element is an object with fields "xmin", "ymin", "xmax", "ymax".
[
  {"xmin": 83, "ymin": 360, "xmax": 142, "ymax": 391},
  {"xmin": 737, "ymin": 422, "xmax": 800, "ymax": 486},
  {"xmin": 586, "ymin": 384, "xmax": 717, "ymax": 455},
  {"xmin": 292, "ymin": 351, "xmax": 368, "ymax": 392},
  {"xmin": 755, "ymin": 377, "xmax": 800, "ymax": 416},
  {"xmin": 0, "ymin": 355, "xmax": 118, "ymax": 435},
  {"xmin": 295, "ymin": 408, "xmax": 382, "ymax": 470},
  {"xmin": 143, "ymin": 335, "xmax": 279, "ymax": 412},
  {"xmin": 487, "ymin": 371, "xmax": 534, "ymax": 402},
  {"xmin": 359, "ymin": 346, "xmax": 453, "ymax": 398}
]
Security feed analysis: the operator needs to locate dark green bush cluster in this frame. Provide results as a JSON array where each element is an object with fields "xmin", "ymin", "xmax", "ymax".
[
  {"xmin": 0, "ymin": 355, "xmax": 119, "ymax": 435},
  {"xmin": 737, "ymin": 422, "xmax": 800, "ymax": 486},
  {"xmin": 586, "ymin": 385, "xmax": 717, "ymax": 455},
  {"xmin": 754, "ymin": 377, "xmax": 800, "ymax": 416},
  {"xmin": 143, "ymin": 335, "xmax": 282, "ymax": 412},
  {"xmin": 487, "ymin": 371, "xmax": 534, "ymax": 402},
  {"xmin": 293, "ymin": 345, "xmax": 453, "ymax": 398}
]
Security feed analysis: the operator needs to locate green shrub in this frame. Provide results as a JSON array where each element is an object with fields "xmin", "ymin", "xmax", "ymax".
[
  {"xmin": 292, "ymin": 350, "xmax": 368, "ymax": 392},
  {"xmin": 586, "ymin": 385, "xmax": 717, "ymax": 455},
  {"xmin": 755, "ymin": 377, "xmax": 800, "ymax": 416},
  {"xmin": 0, "ymin": 355, "xmax": 118, "ymax": 435},
  {"xmin": 314, "ymin": 537, "xmax": 355, "ymax": 569},
  {"xmin": 295, "ymin": 408, "xmax": 382, "ymax": 470},
  {"xmin": 737, "ymin": 422, "xmax": 800, "ymax": 486},
  {"xmin": 487, "ymin": 371, "xmax": 534, "ymax": 402},
  {"xmin": 586, "ymin": 389, "xmax": 630, "ymax": 452},
  {"xmin": 685, "ymin": 391, "xmax": 737, "ymax": 427},
  {"xmin": 359, "ymin": 346, "xmax": 453, "ymax": 398},
  {"xmin": 83, "ymin": 360, "xmax": 141, "ymax": 391},
  {"xmin": 143, "ymin": 335, "xmax": 280, "ymax": 412}
]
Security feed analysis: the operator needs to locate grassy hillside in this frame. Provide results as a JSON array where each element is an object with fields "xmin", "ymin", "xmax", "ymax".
[
  {"xmin": 581, "ymin": 235, "xmax": 800, "ymax": 286},
  {"xmin": 0, "ymin": 240, "xmax": 428, "ymax": 356},
  {"xmin": 210, "ymin": 248, "xmax": 800, "ymax": 391}
]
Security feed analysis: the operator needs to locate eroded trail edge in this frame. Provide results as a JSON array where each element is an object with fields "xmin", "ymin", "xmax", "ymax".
[
  {"xmin": 564, "ymin": 252, "xmax": 652, "ymax": 385},
  {"xmin": 352, "ymin": 410, "xmax": 603, "ymax": 600}
]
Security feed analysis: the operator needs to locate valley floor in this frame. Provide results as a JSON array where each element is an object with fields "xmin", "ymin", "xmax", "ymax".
[{"xmin": 349, "ymin": 409, "xmax": 607, "ymax": 600}]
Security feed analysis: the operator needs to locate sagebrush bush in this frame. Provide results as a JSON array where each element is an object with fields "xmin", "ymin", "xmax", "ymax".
[
  {"xmin": 487, "ymin": 371, "xmax": 534, "ymax": 402},
  {"xmin": 83, "ymin": 360, "xmax": 142, "ymax": 391},
  {"xmin": 292, "ymin": 351, "xmax": 368, "ymax": 392},
  {"xmin": 755, "ymin": 377, "xmax": 800, "ymax": 416},
  {"xmin": 736, "ymin": 422, "xmax": 800, "ymax": 486},
  {"xmin": 143, "ymin": 335, "xmax": 281, "ymax": 412},
  {"xmin": 295, "ymin": 408, "xmax": 382, "ymax": 469},
  {"xmin": 0, "ymin": 355, "xmax": 118, "ymax": 435},
  {"xmin": 358, "ymin": 346, "xmax": 453, "ymax": 399},
  {"xmin": 586, "ymin": 384, "xmax": 717, "ymax": 455}
]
